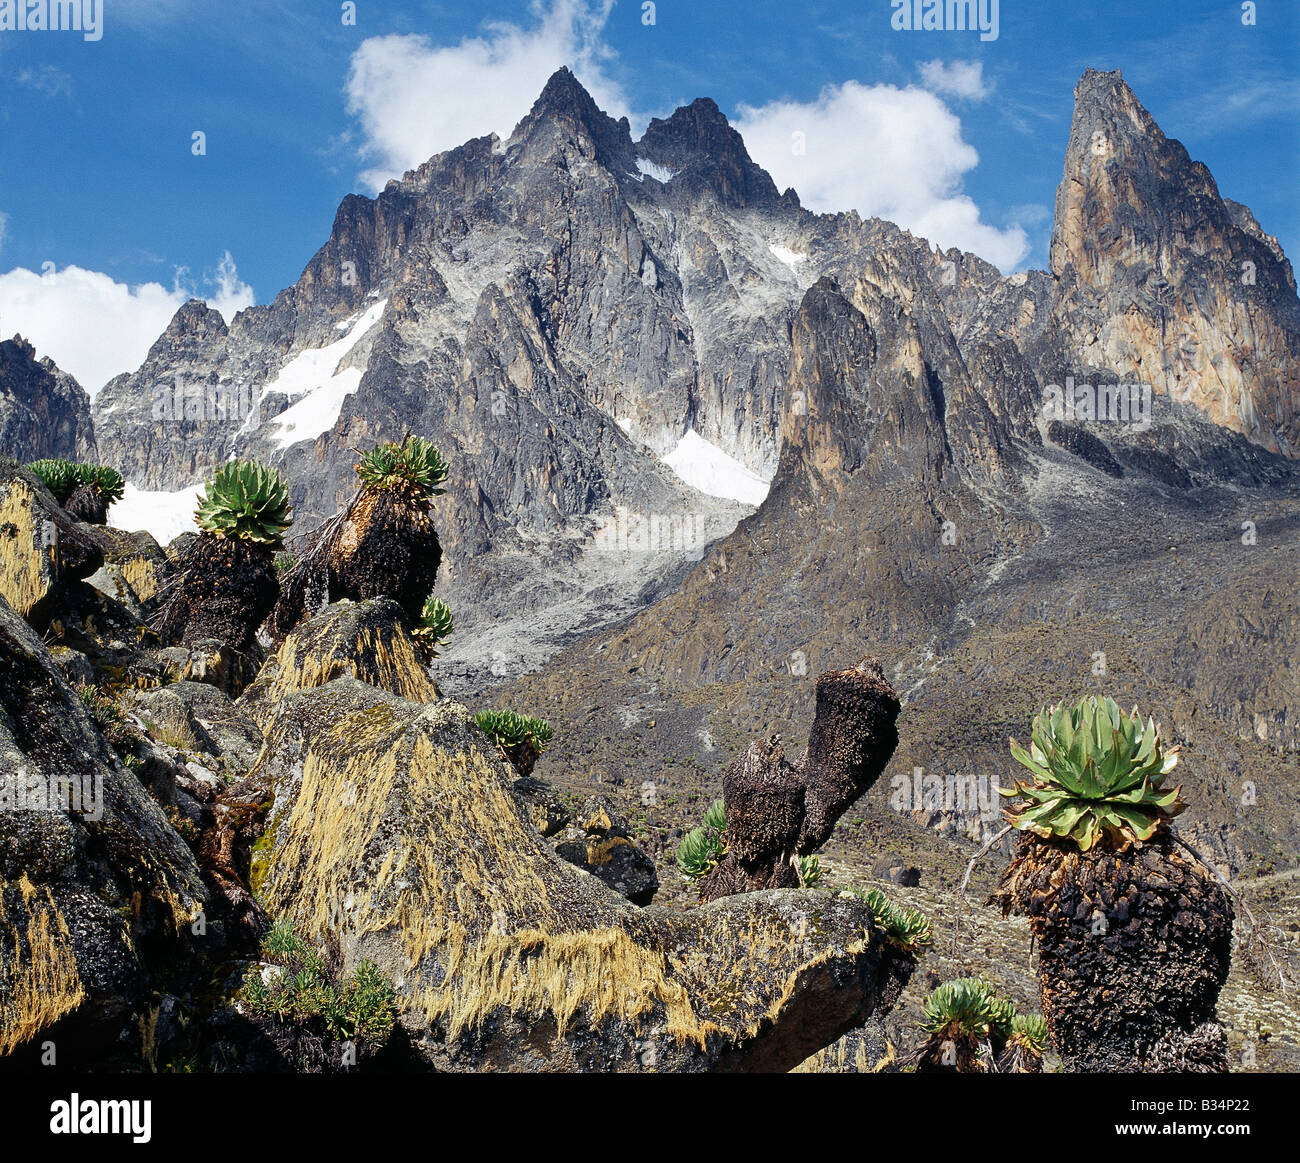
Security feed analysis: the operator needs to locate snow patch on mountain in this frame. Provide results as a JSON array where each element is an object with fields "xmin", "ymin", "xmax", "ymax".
[
  {"xmin": 662, "ymin": 430, "xmax": 770, "ymax": 506},
  {"xmin": 261, "ymin": 299, "xmax": 388, "ymax": 449},
  {"xmin": 109, "ymin": 482, "xmax": 204, "ymax": 546},
  {"xmin": 635, "ymin": 158, "xmax": 678, "ymax": 183},
  {"xmin": 769, "ymin": 243, "xmax": 807, "ymax": 266}
]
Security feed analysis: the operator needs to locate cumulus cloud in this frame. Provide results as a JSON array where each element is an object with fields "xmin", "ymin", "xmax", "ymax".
[
  {"xmin": 917, "ymin": 60, "xmax": 989, "ymax": 101},
  {"xmin": 345, "ymin": 0, "xmax": 630, "ymax": 191},
  {"xmin": 0, "ymin": 253, "xmax": 255, "ymax": 395},
  {"xmin": 734, "ymin": 82, "xmax": 1029, "ymax": 270}
]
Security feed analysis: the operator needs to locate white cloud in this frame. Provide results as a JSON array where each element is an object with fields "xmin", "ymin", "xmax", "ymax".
[
  {"xmin": 0, "ymin": 253, "xmax": 255, "ymax": 395},
  {"xmin": 917, "ymin": 60, "xmax": 989, "ymax": 101},
  {"xmin": 16, "ymin": 65, "xmax": 74, "ymax": 101},
  {"xmin": 734, "ymin": 82, "xmax": 1029, "ymax": 271},
  {"xmin": 345, "ymin": 0, "xmax": 630, "ymax": 191}
]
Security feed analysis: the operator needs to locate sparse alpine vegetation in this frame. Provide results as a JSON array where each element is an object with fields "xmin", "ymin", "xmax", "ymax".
[
  {"xmin": 25, "ymin": 457, "xmax": 79, "ymax": 503},
  {"xmin": 842, "ymin": 885, "xmax": 933, "ymax": 954},
  {"xmin": 154, "ymin": 459, "xmax": 293, "ymax": 654},
  {"xmin": 238, "ymin": 919, "xmax": 397, "ymax": 1071},
  {"xmin": 473, "ymin": 708, "xmax": 553, "ymax": 777}
]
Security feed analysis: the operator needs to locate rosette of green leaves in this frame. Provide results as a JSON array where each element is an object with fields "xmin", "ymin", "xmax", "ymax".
[
  {"xmin": 1003, "ymin": 695, "xmax": 1185, "ymax": 851},
  {"xmin": 194, "ymin": 460, "xmax": 294, "ymax": 546},
  {"xmin": 355, "ymin": 436, "xmax": 448, "ymax": 499}
]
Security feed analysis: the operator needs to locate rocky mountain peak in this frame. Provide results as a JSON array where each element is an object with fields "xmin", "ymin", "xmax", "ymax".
[
  {"xmin": 165, "ymin": 299, "xmax": 230, "ymax": 341},
  {"xmin": 509, "ymin": 65, "xmax": 635, "ymax": 170},
  {"xmin": 1047, "ymin": 68, "xmax": 1300, "ymax": 454},
  {"xmin": 636, "ymin": 97, "xmax": 780, "ymax": 207},
  {"xmin": 5, "ymin": 334, "xmax": 36, "ymax": 360},
  {"xmin": 0, "ymin": 335, "xmax": 97, "ymax": 463}
]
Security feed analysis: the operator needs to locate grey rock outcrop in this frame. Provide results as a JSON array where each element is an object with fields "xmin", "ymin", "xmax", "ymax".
[
  {"xmin": 0, "ymin": 336, "xmax": 97, "ymax": 465},
  {"xmin": 0, "ymin": 594, "xmax": 207, "ymax": 1064}
]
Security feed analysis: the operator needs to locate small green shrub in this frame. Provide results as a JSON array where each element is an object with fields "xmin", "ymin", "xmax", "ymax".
[
  {"xmin": 239, "ymin": 921, "xmax": 396, "ymax": 1050},
  {"xmin": 1009, "ymin": 1012, "xmax": 1049, "ymax": 1055}
]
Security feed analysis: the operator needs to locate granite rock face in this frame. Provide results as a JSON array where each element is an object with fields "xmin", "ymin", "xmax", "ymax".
[
  {"xmin": 83, "ymin": 69, "xmax": 1299, "ymax": 693},
  {"xmin": 0, "ymin": 337, "xmax": 97, "ymax": 465},
  {"xmin": 1040, "ymin": 70, "xmax": 1299, "ymax": 456}
]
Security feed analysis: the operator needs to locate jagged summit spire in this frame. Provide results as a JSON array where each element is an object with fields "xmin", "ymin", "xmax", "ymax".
[
  {"xmin": 509, "ymin": 65, "xmax": 634, "ymax": 168},
  {"xmin": 636, "ymin": 96, "xmax": 780, "ymax": 208},
  {"xmin": 1067, "ymin": 68, "xmax": 1164, "ymax": 151}
]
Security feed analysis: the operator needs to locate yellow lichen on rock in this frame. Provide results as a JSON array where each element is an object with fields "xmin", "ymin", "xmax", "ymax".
[
  {"xmin": 240, "ymin": 600, "xmax": 905, "ymax": 1069},
  {"xmin": 0, "ymin": 479, "xmax": 56, "ymax": 619},
  {"xmin": 242, "ymin": 609, "xmax": 439, "ymax": 727},
  {"xmin": 422, "ymin": 925, "xmax": 716, "ymax": 1047},
  {"xmin": 121, "ymin": 556, "xmax": 163, "ymax": 604},
  {"xmin": 0, "ymin": 876, "xmax": 86, "ymax": 1058}
]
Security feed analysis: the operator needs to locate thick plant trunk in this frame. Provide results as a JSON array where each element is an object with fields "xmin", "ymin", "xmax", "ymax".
[
  {"xmin": 992, "ymin": 832, "xmax": 1233, "ymax": 1072},
  {"xmin": 915, "ymin": 1030, "xmax": 990, "ymax": 1073},
  {"xmin": 328, "ymin": 489, "xmax": 441, "ymax": 623},
  {"xmin": 65, "ymin": 485, "xmax": 107, "ymax": 525},
  {"xmin": 699, "ymin": 657, "xmax": 899, "ymax": 904},
  {"xmin": 155, "ymin": 534, "xmax": 279, "ymax": 655}
]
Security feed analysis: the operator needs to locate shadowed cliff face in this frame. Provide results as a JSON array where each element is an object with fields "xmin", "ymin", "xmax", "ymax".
[{"xmin": 0, "ymin": 337, "xmax": 97, "ymax": 465}]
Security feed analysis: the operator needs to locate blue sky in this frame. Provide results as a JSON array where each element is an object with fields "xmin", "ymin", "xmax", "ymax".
[{"xmin": 0, "ymin": 0, "xmax": 1296, "ymax": 392}]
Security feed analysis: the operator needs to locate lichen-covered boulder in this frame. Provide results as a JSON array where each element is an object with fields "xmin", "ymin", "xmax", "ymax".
[
  {"xmin": 0, "ymin": 457, "xmax": 102, "ymax": 629},
  {"xmin": 232, "ymin": 601, "xmax": 911, "ymax": 1071},
  {"xmin": 127, "ymin": 680, "xmax": 263, "ymax": 779},
  {"xmin": 155, "ymin": 640, "xmax": 263, "ymax": 700},
  {"xmin": 0, "ymin": 594, "xmax": 208, "ymax": 1065},
  {"xmin": 83, "ymin": 526, "xmax": 171, "ymax": 609},
  {"xmin": 238, "ymin": 596, "xmax": 437, "ymax": 730}
]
